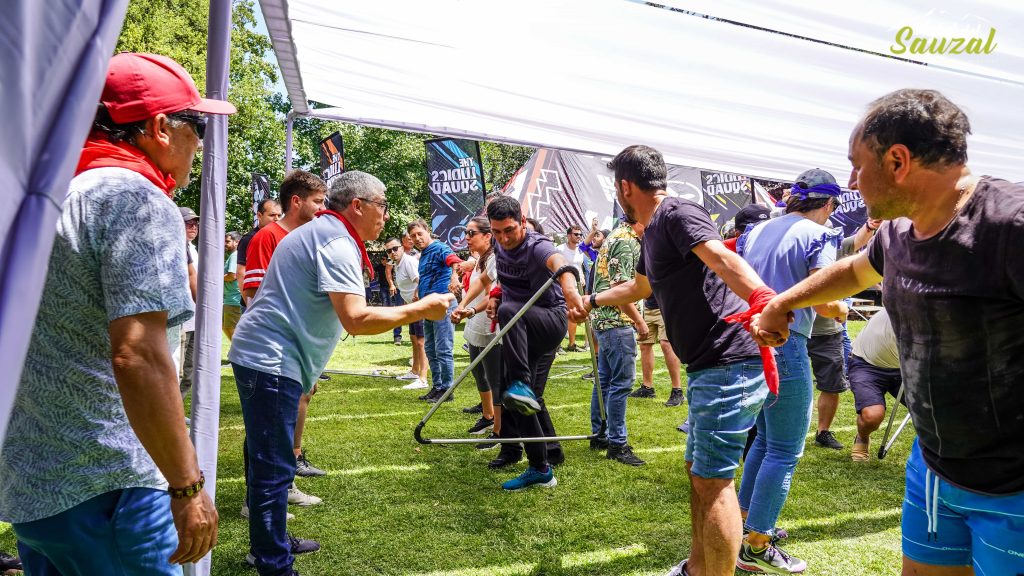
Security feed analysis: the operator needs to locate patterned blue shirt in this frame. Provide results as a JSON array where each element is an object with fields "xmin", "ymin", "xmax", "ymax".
[{"xmin": 0, "ymin": 167, "xmax": 193, "ymax": 523}]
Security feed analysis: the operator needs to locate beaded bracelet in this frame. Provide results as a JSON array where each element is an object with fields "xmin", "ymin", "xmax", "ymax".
[{"xmin": 169, "ymin": 471, "xmax": 205, "ymax": 499}]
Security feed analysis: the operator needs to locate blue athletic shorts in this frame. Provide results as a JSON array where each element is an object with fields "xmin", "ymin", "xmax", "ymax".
[{"xmin": 902, "ymin": 439, "xmax": 1024, "ymax": 572}]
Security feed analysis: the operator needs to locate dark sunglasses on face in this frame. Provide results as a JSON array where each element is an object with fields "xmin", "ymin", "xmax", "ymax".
[
  {"xmin": 168, "ymin": 112, "xmax": 207, "ymax": 140},
  {"xmin": 465, "ymin": 229, "xmax": 489, "ymax": 238},
  {"xmin": 386, "ymin": 246, "xmax": 401, "ymax": 253},
  {"xmin": 570, "ymin": 232, "xmax": 583, "ymax": 237}
]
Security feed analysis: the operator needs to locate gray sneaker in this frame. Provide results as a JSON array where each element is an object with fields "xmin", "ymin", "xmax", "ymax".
[
  {"xmin": 664, "ymin": 388, "xmax": 684, "ymax": 407},
  {"xmin": 737, "ymin": 541, "xmax": 807, "ymax": 573},
  {"xmin": 295, "ymin": 449, "xmax": 326, "ymax": 477}
]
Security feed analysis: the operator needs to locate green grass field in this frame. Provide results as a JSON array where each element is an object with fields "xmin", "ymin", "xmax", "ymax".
[{"xmin": 0, "ymin": 320, "xmax": 913, "ymax": 575}]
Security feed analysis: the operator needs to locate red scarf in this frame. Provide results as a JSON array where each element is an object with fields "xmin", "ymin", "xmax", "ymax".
[
  {"xmin": 315, "ymin": 209, "xmax": 374, "ymax": 279},
  {"xmin": 723, "ymin": 285, "xmax": 781, "ymax": 395},
  {"xmin": 76, "ymin": 133, "xmax": 177, "ymax": 197}
]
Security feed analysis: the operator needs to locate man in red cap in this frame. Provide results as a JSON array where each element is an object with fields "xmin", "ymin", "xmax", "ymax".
[{"xmin": 0, "ymin": 53, "xmax": 234, "ymax": 574}]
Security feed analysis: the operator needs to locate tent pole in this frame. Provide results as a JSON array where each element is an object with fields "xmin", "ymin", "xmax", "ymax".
[
  {"xmin": 285, "ymin": 110, "xmax": 296, "ymax": 173},
  {"xmin": 186, "ymin": 0, "xmax": 231, "ymax": 574}
]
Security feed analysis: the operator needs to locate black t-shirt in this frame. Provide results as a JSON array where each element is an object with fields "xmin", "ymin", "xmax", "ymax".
[
  {"xmin": 236, "ymin": 227, "xmax": 258, "ymax": 266},
  {"xmin": 867, "ymin": 176, "xmax": 1024, "ymax": 495},
  {"xmin": 637, "ymin": 197, "xmax": 759, "ymax": 372},
  {"xmin": 496, "ymin": 231, "xmax": 565, "ymax": 308}
]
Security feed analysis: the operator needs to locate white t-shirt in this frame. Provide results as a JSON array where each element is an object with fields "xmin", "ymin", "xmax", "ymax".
[
  {"xmin": 394, "ymin": 253, "xmax": 420, "ymax": 302},
  {"xmin": 555, "ymin": 242, "xmax": 586, "ymax": 285},
  {"xmin": 182, "ymin": 242, "xmax": 199, "ymax": 332},
  {"xmin": 464, "ymin": 255, "xmax": 497, "ymax": 347},
  {"xmin": 229, "ymin": 215, "xmax": 365, "ymax": 391},
  {"xmin": 852, "ymin": 309, "xmax": 900, "ymax": 369}
]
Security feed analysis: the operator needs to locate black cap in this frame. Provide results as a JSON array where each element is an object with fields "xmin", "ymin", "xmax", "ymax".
[
  {"xmin": 735, "ymin": 204, "xmax": 771, "ymax": 230},
  {"xmin": 793, "ymin": 168, "xmax": 840, "ymax": 198}
]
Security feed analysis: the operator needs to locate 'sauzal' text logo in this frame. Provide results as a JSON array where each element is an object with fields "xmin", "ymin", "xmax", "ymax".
[{"xmin": 890, "ymin": 26, "xmax": 997, "ymax": 56}]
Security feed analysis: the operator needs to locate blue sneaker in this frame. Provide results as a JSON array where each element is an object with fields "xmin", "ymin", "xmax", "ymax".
[
  {"xmin": 502, "ymin": 465, "xmax": 557, "ymax": 491},
  {"xmin": 502, "ymin": 380, "xmax": 541, "ymax": 415}
]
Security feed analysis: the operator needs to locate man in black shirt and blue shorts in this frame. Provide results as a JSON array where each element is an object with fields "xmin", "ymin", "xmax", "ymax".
[
  {"xmin": 755, "ymin": 89, "xmax": 1024, "ymax": 576},
  {"xmin": 581, "ymin": 145, "xmax": 775, "ymax": 576}
]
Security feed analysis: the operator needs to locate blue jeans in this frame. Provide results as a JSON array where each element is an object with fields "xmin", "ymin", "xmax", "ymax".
[
  {"xmin": 902, "ymin": 439, "xmax": 1024, "ymax": 571},
  {"xmin": 423, "ymin": 302, "xmax": 456, "ymax": 390},
  {"xmin": 389, "ymin": 292, "xmax": 405, "ymax": 338},
  {"xmin": 684, "ymin": 359, "xmax": 767, "ymax": 479},
  {"xmin": 14, "ymin": 488, "xmax": 180, "ymax": 576},
  {"xmin": 738, "ymin": 334, "xmax": 814, "ymax": 535},
  {"xmin": 591, "ymin": 326, "xmax": 636, "ymax": 446},
  {"xmin": 233, "ymin": 363, "xmax": 303, "ymax": 576}
]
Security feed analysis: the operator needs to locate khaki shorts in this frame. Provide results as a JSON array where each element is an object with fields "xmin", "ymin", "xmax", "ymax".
[
  {"xmin": 223, "ymin": 304, "xmax": 241, "ymax": 336},
  {"xmin": 638, "ymin": 308, "xmax": 668, "ymax": 345}
]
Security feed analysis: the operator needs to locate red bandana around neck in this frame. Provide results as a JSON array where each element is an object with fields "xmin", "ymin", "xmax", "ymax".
[
  {"xmin": 76, "ymin": 133, "xmax": 177, "ymax": 197},
  {"xmin": 315, "ymin": 209, "xmax": 374, "ymax": 279}
]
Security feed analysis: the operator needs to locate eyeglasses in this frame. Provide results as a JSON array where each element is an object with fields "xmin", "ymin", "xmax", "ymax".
[
  {"xmin": 465, "ymin": 229, "xmax": 488, "ymax": 238},
  {"xmin": 359, "ymin": 197, "xmax": 389, "ymax": 215},
  {"xmin": 168, "ymin": 112, "xmax": 207, "ymax": 140},
  {"xmin": 184, "ymin": 220, "xmax": 199, "ymax": 228},
  {"xmin": 569, "ymin": 232, "xmax": 583, "ymax": 237},
  {"xmin": 386, "ymin": 246, "xmax": 401, "ymax": 253}
]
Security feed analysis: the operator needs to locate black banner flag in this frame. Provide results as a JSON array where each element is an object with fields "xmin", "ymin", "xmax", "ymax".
[
  {"xmin": 425, "ymin": 138, "xmax": 486, "ymax": 250},
  {"xmin": 319, "ymin": 132, "xmax": 345, "ymax": 186},
  {"xmin": 250, "ymin": 173, "xmax": 272, "ymax": 227}
]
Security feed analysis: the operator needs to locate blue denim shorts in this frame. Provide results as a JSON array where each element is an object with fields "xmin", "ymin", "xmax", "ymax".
[
  {"xmin": 684, "ymin": 359, "xmax": 767, "ymax": 479},
  {"xmin": 902, "ymin": 439, "xmax": 1024, "ymax": 572}
]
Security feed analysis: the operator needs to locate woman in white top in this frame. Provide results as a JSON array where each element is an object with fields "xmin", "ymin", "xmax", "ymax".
[{"xmin": 451, "ymin": 217, "xmax": 501, "ymax": 443}]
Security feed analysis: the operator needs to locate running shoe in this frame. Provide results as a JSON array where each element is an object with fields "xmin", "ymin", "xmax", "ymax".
[
  {"xmin": 476, "ymin": 432, "xmax": 499, "ymax": 450},
  {"xmin": 0, "ymin": 551, "xmax": 22, "ymax": 572},
  {"xmin": 462, "ymin": 402, "xmax": 483, "ymax": 414},
  {"xmin": 663, "ymin": 559, "xmax": 689, "ymax": 576},
  {"xmin": 402, "ymin": 378, "xmax": 429, "ymax": 390},
  {"xmin": 607, "ymin": 443, "xmax": 645, "ymax": 466},
  {"xmin": 502, "ymin": 381, "xmax": 541, "ymax": 415},
  {"xmin": 287, "ymin": 483, "xmax": 322, "ymax": 506},
  {"xmin": 467, "ymin": 416, "xmax": 494, "ymax": 435},
  {"xmin": 664, "ymin": 388, "xmax": 684, "ymax": 407},
  {"xmin": 737, "ymin": 540, "xmax": 806, "ymax": 573},
  {"xmin": 295, "ymin": 449, "xmax": 326, "ymax": 477},
  {"xmin": 629, "ymin": 385, "xmax": 656, "ymax": 399},
  {"xmin": 502, "ymin": 465, "xmax": 557, "ymax": 491},
  {"xmin": 397, "ymin": 371, "xmax": 420, "ymax": 380},
  {"xmin": 678, "ymin": 421, "xmax": 690, "ymax": 434},
  {"xmin": 814, "ymin": 430, "xmax": 844, "ymax": 450}
]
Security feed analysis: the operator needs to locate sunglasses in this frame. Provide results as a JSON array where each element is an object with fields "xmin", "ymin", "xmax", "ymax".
[
  {"xmin": 359, "ymin": 197, "xmax": 389, "ymax": 215},
  {"xmin": 386, "ymin": 246, "xmax": 401, "ymax": 253},
  {"xmin": 569, "ymin": 232, "xmax": 583, "ymax": 237},
  {"xmin": 465, "ymin": 229, "xmax": 489, "ymax": 238},
  {"xmin": 168, "ymin": 112, "xmax": 207, "ymax": 140}
]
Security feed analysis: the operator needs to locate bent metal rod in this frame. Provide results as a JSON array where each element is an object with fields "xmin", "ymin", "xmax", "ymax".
[{"xmin": 415, "ymin": 266, "xmax": 605, "ymax": 445}]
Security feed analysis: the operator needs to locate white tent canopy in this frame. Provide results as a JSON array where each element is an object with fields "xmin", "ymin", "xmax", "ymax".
[{"xmin": 260, "ymin": 0, "xmax": 1024, "ymax": 184}]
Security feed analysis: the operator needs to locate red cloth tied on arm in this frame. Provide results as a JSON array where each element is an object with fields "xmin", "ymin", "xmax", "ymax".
[
  {"xmin": 488, "ymin": 285, "xmax": 502, "ymax": 332},
  {"xmin": 723, "ymin": 285, "xmax": 780, "ymax": 394}
]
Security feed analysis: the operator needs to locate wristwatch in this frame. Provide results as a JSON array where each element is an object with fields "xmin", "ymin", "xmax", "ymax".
[{"xmin": 589, "ymin": 293, "xmax": 598, "ymax": 309}]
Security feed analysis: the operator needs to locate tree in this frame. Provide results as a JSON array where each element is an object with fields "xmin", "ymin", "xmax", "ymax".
[{"xmin": 117, "ymin": 0, "xmax": 284, "ymax": 233}]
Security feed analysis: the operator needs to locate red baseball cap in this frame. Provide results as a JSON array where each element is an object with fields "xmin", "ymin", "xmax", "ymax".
[{"xmin": 101, "ymin": 52, "xmax": 237, "ymax": 123}]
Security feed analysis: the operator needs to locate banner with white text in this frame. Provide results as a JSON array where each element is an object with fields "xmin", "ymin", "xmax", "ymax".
[
  {"xmin": 425, "ymin": 138, "xmax": 485, "ymax": 250},
  {"xmin": 319, "ymin": 132, "xmax": 345, "ymax": 186}
]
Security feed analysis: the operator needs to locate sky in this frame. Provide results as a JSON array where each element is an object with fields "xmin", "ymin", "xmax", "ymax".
[{"xmin": 252, "ymin": 5, "xmax": 287, "ymax": 95}]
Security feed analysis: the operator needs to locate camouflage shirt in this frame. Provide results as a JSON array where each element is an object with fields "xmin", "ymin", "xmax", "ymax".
[{"xmin": 590, "ymin": 224, "xmax": 641, "ymax": 331}]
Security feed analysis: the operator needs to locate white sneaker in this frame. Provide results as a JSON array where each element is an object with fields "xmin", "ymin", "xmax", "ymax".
[
  {"xmin": 664, "ymin": 559, "xmax": 689, "ymax": 576},
  {"xmin": 287, "ymin": 483, "xmax": 322, "ymax": 506},
  {"xmin": 402, "ymin": 378, "xmax": 429, "ymax": 390},
  {"xmin": 241, "ymin": 504, "xmax": 294, "ymax": 520},
  {"xmin": 397, "ymin": 371, "xmax": 419, "ymax": 380}
]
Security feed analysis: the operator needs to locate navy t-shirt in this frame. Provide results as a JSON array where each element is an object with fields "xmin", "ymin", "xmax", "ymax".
[
  {"xmin": 867, "ymin": 176, "xmax": 1024, "ymax": 495},
  {"xmin": 496, "ymin": 231, "xmax": 565, "ymax": 308},
  {"xmin": 637, "ymin": 197, "xmax": 759, "ymax": 372}
]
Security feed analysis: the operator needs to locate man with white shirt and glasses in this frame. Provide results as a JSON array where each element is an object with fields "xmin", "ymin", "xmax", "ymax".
[{"xmin": 386, "ymin": 235, "xmax": 429, "ymax": 389}]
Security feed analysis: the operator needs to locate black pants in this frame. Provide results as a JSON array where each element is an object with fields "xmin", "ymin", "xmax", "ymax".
[{"xmin": 497, "ymin": 301, "xmax": 567, "ymax": 468}]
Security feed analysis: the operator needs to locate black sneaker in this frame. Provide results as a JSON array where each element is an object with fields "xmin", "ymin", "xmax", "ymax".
[
  {"xmin": 664, "ymin": 388, "xmax": 684, "ymax": 407},
  {"xmin": 488, "ymin": 449, "xmax": 523, "ymax": 469},
  {"xmin": 582, "ymin": 371, "xmax": 594, "ymax": 380},
  {"xmin": 547, "ymin": 448, "xmax": 565, "ymax": 467},
  {"xmin": 476, "ymin": 432, "xmax": 499, "ymax": 450},
  {"xmin": 589, "ymin": 435, "xmax": 609, "ymax": 451},
  {"xmin": 288, "ymin": 533, "xmax": 321, "ymax": 554},
  {"xmin": 467, "ymin": 416, "xmax": 494, "ymax": 435},
  {"xmin": 318, "ymin": 372, "xmax": 329, "ymax": 381},
  {"xmin": 295, "ymin": 449, "xmax": 326, "ymax": 477},
  {"xmin": 0, "ymin": 551, "xmax": 22, "ymax": 571},
  {"xmin": 629, "ymin": 385, "xmax": 656, "ymax": 399},
  {"xmin": 418, "ymin": 387, "xmax": 440, "ymax": 401},
  {"xmin": 426, "ymin": 388, "xmax": 453, "ymax": 403},
  {"xmin": 463, "ymin": 403, "xmax": 483, "ymax": 414},
  {"xmin": 815, "ymin": 430, "xmax": 844, "ymax": 450},
  {"xmin": 607, "ymin": 443, "xmax": 645, "ymax": 466}
]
